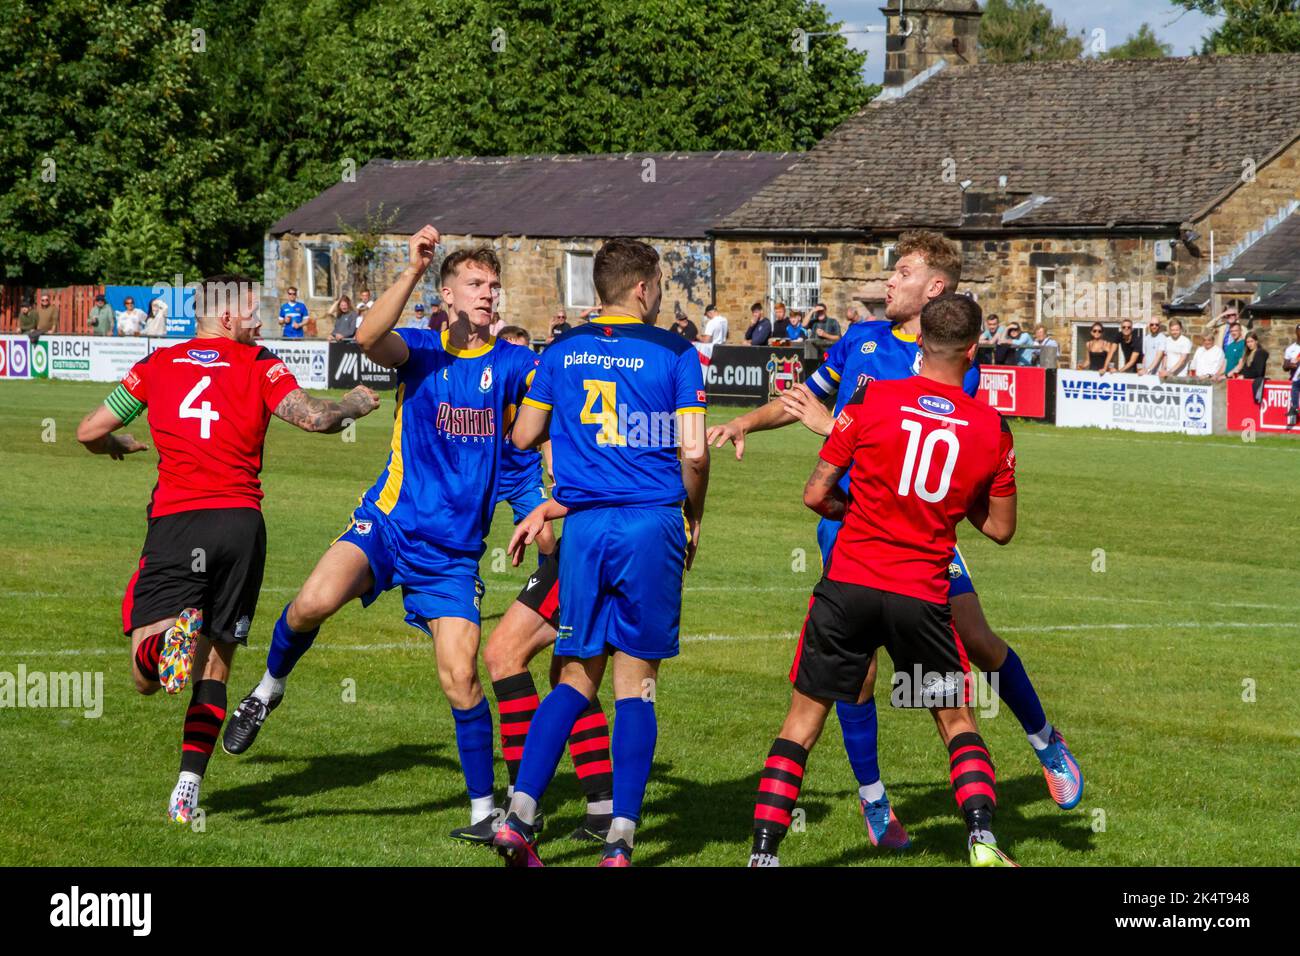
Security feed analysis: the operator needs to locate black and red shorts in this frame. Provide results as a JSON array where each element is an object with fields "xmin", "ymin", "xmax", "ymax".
[
  {"xmin": 514, "ymin": 542, "xmax": 560, "ymax": 629},
  {"xmin": 122, "ymin": 507, "xmax": 267, "ymax": 645},
  {"xmin": 789, "ymin": 576, "xmax": 971, "ymax": 708}
]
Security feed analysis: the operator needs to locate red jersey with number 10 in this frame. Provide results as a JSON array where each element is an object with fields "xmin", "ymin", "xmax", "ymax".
[
  {"xmin": 119, "ymin": 337, "xmax": 301, "ymax": 518},
  {"xmin": 819, "ymin": 375, "xmax": 1016, "ymax": 603}
]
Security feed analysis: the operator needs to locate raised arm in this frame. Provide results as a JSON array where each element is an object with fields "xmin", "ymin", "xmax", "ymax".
[
  {"xmin": 273, "ymin": 386, "xmax": 380, "ymax": 433},
  {"xmin": 356, "ymin": 225, "xmax": 442, "ymax": 368}
]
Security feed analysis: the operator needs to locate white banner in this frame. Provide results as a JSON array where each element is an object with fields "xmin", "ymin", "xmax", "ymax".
[
  {"xmin": 1055, "ymin": 370, "xmax": 1213, "ymax": 436},
  {"xmin": 255, "ymin": 338, "xmax": 329, "ymax": 389},
  {"xmin": 42, "ymin": 336, "xmax": 150, "ymax": 382}
]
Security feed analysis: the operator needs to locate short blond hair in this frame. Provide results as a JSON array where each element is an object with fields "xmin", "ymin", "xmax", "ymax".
[{"xmin": 896, "ymin": 230, "xmax": 961, "ymax": 290}]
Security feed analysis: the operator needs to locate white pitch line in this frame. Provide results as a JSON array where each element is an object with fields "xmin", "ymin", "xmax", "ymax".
[{"xmin": 5, "ymin": 621, "xmax": 1295, "ymax": 659}]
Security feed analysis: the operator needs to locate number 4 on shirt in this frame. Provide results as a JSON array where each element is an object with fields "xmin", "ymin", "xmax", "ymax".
[
  {"xmin": 180, "ymin": 376, "xmax": 221, "ymax": 439},
  {"xmin": 580, "ymin": 379, "xmax": 626, "ymax": 446}
]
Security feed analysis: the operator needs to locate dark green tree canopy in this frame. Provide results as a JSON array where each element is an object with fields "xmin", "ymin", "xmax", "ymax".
[
  {"xmin": 1173, "ymin": 0, "xmax": 1300, "ymax": 54},
  {"xmin": 978, "ymin": 0, "xmax": 1085, "ymax": 63}
]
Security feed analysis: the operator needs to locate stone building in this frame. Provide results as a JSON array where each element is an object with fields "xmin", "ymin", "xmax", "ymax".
[
  {"xmin": 710, "ymin": 0, "xmax": 1300, "ymax": 368},
  {"xmin": 264, "ymin": 152, "xmax": 796, "ymax": 338}
]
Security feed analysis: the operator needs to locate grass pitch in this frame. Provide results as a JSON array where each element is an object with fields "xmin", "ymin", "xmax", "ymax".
[{"xmin": 1, "ymin": 380, "xmax": 1296, "ymax": 867}]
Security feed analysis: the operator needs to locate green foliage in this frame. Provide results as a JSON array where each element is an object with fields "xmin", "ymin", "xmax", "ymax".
[
  {"xmin": 0, "ymin": 0, "xmax": 874, "ymax": 286},
  {"xmin": 1102, "ymin": 23, "xmax": 1174, "ymax": 59},
  {"xmin": 1172, "ymin": 0, "xmax": 1300, "ymax": 54},
  {"xmin": 337, "ymin": 202, "xmax": 401, "ymax": 289},
  {"xmin": 979, "ymin": 0, "xmax": 1085, "ymax": 63}
]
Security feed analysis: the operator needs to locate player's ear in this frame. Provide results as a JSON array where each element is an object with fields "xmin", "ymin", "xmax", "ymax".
[{"xmin": 965, "ymin": 340, "xmax": 979, "ymax": 364}]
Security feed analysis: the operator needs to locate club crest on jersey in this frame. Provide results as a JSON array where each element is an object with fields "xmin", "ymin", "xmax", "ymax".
[
  {"xmin": 947, "ymin": 562, "xmax": 963, "ymax": 579},
  {"xmin": 187, "ymin": 348, "xmax": 220, "ymax": 364},
  {"xmin": 919, "ymin": 395, "xmax": 955, "ymax": 416},
  {"xmin": 354, "ymin": 520, "xmax": 373, "ymax": 535},
  {"xmin": 479, "ymin": 365, "xmax": 493, "ymax": 392},
  {"xmin": 911, "ymin": 351, "xmax": 923, "ymax": 374},
  {"xmin": 765, "ymin": 354, "xmax": 803, "ymax": 399},
  {"xmin": 861, "ymin": 341, "xmax": 877, "ymax": 354}
]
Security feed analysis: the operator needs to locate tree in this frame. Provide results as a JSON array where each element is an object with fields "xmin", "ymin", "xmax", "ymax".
[
  {"xmin": 979, "ymin": 0, "xmax": 1085, "ymax": 63},
  {"xmin": 1102, "ymin": 23, "xmax": 1174, "ymax": 59},
  {"xmin": 0, "ymin": 0, "xmax": 875, "ymax": 285},
  {"xmin": 1172, "ymin": 0, "xmax": 1300, "ymax": 54}
]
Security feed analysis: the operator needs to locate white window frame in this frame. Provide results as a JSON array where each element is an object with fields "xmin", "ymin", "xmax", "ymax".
[
  {"xmin": 1035, "ymin": 267, "xmax": 1058, "ymax": 326},
  {"xmin": 565, "ymin": 250, "xmax": 596, "ymax": 309},
  {"xmin": 766, "ymin": 253, "xmax": 821, "ymax": 314},
  {"xmin": 881, "ymin": 243, "xmax": 898, "ymax": 270},
  {"xmin": 304, "ymin": 245, "xmax": 334, "ymax": 300}
]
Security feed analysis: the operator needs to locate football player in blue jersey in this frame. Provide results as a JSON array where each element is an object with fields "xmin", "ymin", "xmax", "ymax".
[
  {"xmin": 490, "ymin": 238, "xmax": 710, "ymax": 867},
  {"xmin": 493, "ymin": 325, "xmax": 556, "ymax": 560},
  {"xmin": 222, "ymin": 226, "xmax": 542, "ymax": 839},
  {"xmin": 708, "ymin": 230, "xmax": 1083, "ymax": 849}
]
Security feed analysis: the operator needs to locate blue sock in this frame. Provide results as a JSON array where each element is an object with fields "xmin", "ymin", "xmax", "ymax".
[
  {"xmin": 266, "ymin": 604, "xmax": 320, "ymax": 679},
  {"xmin": 451, "ymin": 697, "xmax": 495, "ymax": 800},
  {"xmin": 611, "ymin": 697, "xmax": 657, "ymax": 824},
  {"xmin": 836, "ymin": 698, "xmax": 881, "ymax": 787},
  {"xmin": 984, "ymin": 646, "xmax": 1047, "ymax": 737},
  {"xmin": 514, "ymin": 683, "xmax": 590, "ymax": 803}
]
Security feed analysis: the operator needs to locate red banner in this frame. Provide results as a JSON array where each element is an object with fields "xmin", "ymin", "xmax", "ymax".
[
  {"xmin": 976, "ymin": 365, "xmax": 1047, "ymax": 419},
  {"xmin": 1225, "ymin": 378, "xmax": 1297, "ymax": 434}
]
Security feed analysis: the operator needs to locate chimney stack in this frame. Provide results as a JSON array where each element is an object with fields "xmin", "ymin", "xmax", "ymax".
[{"xmin": 881, "ymin": 0, "xmax": 982, "ymax": 89}]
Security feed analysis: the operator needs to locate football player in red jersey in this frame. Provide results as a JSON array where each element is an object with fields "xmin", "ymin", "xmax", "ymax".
[
  {"xmin": 748, "ymin": 293, "xmax": 1021, "ymax": 868},
  {"xmin": 76, "ymin": 275, "xmax": 380, "ymax": 824}
]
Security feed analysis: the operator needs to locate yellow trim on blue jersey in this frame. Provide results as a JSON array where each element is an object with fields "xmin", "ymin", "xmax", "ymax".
[
  {"xmin": 891, "ymin": 327, "xmax": 918, "ymax": 343},
  {"xmin": 522, "ymin": 396, "xmax": 552, "ymax": 411},
  {"xmin": 677, "ymin": 406, "xmax": 707, "ymax": 414},
  {"xmin": 826, "ymin": 366, "xmax": 842, "ymax": 381},
  {"xmin": 441, "ymin": 329, "xmax": 496, "ymax": 358},
  {"xmin": 954, "ymin": 544, "xmax": 970, "ymax": 574},
  {"xmin": 594, "ymin": 314, "xmax": 644, "ymax": 325},
  {"xmin": 525, "ymin": 368, "xmax": 536, "ymax": 387},
  {"xmin": 376, "ymin": 383, "xmax": 406, "ymax": 514}
]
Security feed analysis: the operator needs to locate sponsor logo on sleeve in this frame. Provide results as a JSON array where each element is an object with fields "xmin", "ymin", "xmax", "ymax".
[
  {"xmin": 695, "ymin": 389, "xmax": 707, "ymax": 403},
  {"xmin": 266, "ymin": 362, "xmax": 290, "ymax": 383},
  {"xmin": 834, "ymin": 410, "xmax": 854, "ymax": 431},
  {"xmin": 124, "ymin": 369, "xmax": 140, "ymax": 389}
]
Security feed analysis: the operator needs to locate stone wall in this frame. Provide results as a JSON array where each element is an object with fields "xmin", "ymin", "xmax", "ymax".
[{"xmin": 265, "ymin": 232, "xmax": 714, "ymax": 339}]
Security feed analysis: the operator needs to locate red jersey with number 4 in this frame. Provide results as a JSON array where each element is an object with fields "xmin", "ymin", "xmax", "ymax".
[
  {"xmin": 820, "ymin": 375, "xmax": 1016, "ymax": 603},
  {"xmin": 119, "ymin": 337, "xmax": 300, "ymax": 518}
]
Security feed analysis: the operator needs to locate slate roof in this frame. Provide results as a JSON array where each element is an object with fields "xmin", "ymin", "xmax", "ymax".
[
  {"xmin": 716, "ymin": 53, "xmax": 1300, "ymax": 234},
  {"xmin": 1247, "ymin": 281, "xmax": 1300, "ymax": 315},
  {"xmin": 1169, "ymin": 209, "xmax": 1300, "ymax": 311},
  {"xmin": 270, "ymin": 152, "xmax": 799, "ymax": 239}
]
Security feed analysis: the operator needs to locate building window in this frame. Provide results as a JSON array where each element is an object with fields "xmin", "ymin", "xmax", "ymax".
[
  {"xmin": 305, "ymin": 246, "xmax": 333, "ymax": 300},
  {"xmin": 767, "ymin": 254, "xmax": 821, "ymax": 313},
  {"xmin": 881, "ymin": 244, "xmax": 898, "ymax": 270},
  {"xmin": 1035, "ymin": 267, "xmax": 1058, "ymax": 326},
  {"xmin": 565, "ymin": 251, "xmax": 596, "ymax": 308}
]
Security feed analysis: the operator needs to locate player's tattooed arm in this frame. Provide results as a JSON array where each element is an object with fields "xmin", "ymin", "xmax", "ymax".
[
  {"xmin": 77, "ymin": 403, "xmax": 149, "ymax": 459},
  {"xmin": 274, "ymin": 386, "xmax": 380, "ymax": 433},
  {"xmin": 802, "ymin": 459, "xmax": 848, "ymax": 521}
]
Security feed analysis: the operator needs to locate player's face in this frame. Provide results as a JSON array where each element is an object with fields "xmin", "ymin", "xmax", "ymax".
[
  {"xmin": 885, "ymin": 253, "xmax": 941, "ymax": 322},
  {"xmin": 443, "ymin": 262, "xmax": 501, "ymax": 329}
]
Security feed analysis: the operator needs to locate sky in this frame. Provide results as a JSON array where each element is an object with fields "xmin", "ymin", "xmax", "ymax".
[{"xmin": 823, "ymin": 0, "xmax": 1226, "ymax": 85}]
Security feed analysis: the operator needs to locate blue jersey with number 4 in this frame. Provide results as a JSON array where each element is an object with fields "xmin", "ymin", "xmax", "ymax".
[{"xmin": 523, "ymin": 315, "xmax": 706, "ymax": 510}]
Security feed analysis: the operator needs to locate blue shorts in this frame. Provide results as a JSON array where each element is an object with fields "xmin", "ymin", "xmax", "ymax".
[
  {"xmin": 336, "ymin": 500, "xmax": 485, "ymax": 633},
  {"xmin": 496, "ymin": 465, "xmax": 547, "ymax": 524},
  {"xmin": 816, "ymin": 517, "xmax": 976, "ymax": 599},
  {"xmin": 556, "ymin": 505, "xmax": 688, "ymax": 660}
]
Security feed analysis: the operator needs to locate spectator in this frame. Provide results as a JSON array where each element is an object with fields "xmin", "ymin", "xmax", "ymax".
[
  {"xmin": 1284, "ymin": 324, "xmax": 1300, "ymax": 427},
  {"xmin": 843, "ymin": 306, "xmax": 862, "ymax": 327},
  {"xmin": 785, "ymin": 310, "xmax": 807, "ymax": 342},
  {"xmin": 356, "ymin": 289, "xmax": 374, "ymax": 315},
  {"xmin": 32, "ymin": 292, "xmax": 59, "ymax": 341},
  {"xmin": 1112, "ymin": 319, "xmax": 1142, "ymax": 374},
  {"xmin": 17, "ymin": 302, "xmax": 36, "ymax": 338},
  {"xmin": 278, "ymin": 286, "xmax": 308, "ymax": 338},
  {"xmin": 671, "ymin": 310, "xmax": 698, "ymax": 342},
  {"xmin": 582, "ymin": 308, "xmax": 601, "ymax": 322},
  {"xmin": 498, "ymin": 325, "xmax": 531, "ymax": 347},
  {"xmin": 699, "ymin": 304, "xmax": 728, "ymax": 345},
  {"xmin": 489, "ymin": 313, "xmax": 507, "ymax": 337},
  {"xmin": 744, "ymin": 302, "xmax": 771, "ymax": 346},
  {"xmin": 1209, "ymin": 306, "xmax": 1239, "ymax": 349},
  {"xmin": 771, "ymin": 302, "xmax": 789, "ymax": 338},
  {"xmin": 1189, "ymin": 333, "xmax": 1226, "ymax": 380},
  {"xmin": 115, "ymin": 296, "xmax": 146, "ymax": 337},
  {"xmin": 1141, "ymin": 318, "xmax": 1167, "ymax": 375},
  {"xmin": 329, "ymin": 295, "xmax": 360, "ymax": 341},
  {"xmin": 144, "ymin": 298, "xmax": 169, "ymax": 337},
  {"xmin": 547, "ymin": 309, "xmax": 570, "ymax": 343},
  {"xmin": 426, "ymin": 294, "xmax": 449, "ymax": 332},
  {"xmin": 1159, "ymin": 320, "xmax": 1193, "ymax": 379},
  {"xmin": 1237, "ymin": 331, "xmax": 1269, "ymax": 405},
  {"xmin": 88, "ymin": 294, "xmax": 114, "ymax": 336},
  {"xmin": 1002, "ymin": 322, "xmax": 1032, "ymax": 365},
  {"xmin": 806, "ymin": 303, "xmax": 842, "ymax": 345},
  {"xmin": 979, "ymin": 313, "xmax": 1007, "ymax": 363},
  {"xmin": 1223, "ymin": 322, "xmax": 1246, "ymax": 378},
  {"xmin": 1078, "ymin": 322, "xmax": 1113, "ymax": 371},
  {"xmin": 1032, "ymin": 324, "xmax": 1060, "ymax": 368}
]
